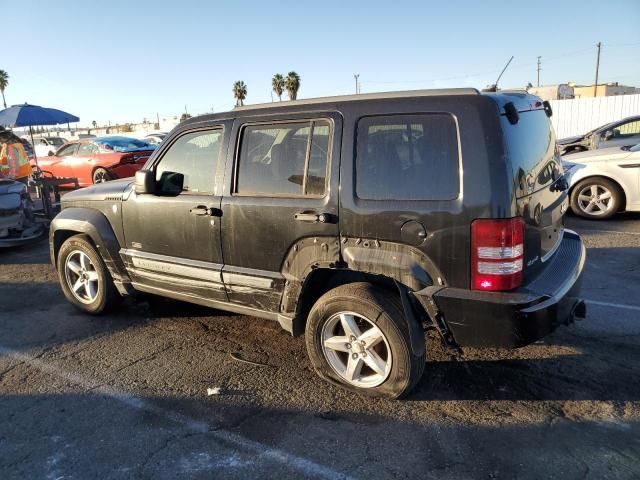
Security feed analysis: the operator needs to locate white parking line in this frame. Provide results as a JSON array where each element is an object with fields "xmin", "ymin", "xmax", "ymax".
[
  {"xmin": 587, "ymin": 300, "xmax": 640, "ymax": 312},
  {"xmin": 0, "ymin": 346, "xmax": 353, "ymax": 480}
]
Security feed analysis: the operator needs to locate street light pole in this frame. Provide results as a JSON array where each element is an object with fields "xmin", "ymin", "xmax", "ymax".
[
  {"xmin": 594, "ymin": 42, "xmax": 602, "ymax": 97},
  {"xmin": 354, "ymin": 74, "xmax": 360, "ymax": 94}
]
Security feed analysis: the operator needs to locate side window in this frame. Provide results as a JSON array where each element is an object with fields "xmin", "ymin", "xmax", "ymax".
[
  {"xmin": 235, "ymin": 120, "xmax": 330, "ymax": 196},
  {"xmin": 56, "ymin": 144, "xmax": 78, "ymax": 157},
  {"xmin": 155, "ymin": 129, "xmax": 222, "ymax": 194},
  {"xmin": 77, "ymin": 142, "xmax": 98, "ymax": 155},
  {"xmin": 356, "ymin": 114, "xmax": 459, "ymax": 200},
  {"xmin": 617, "ymin": 120, "xmax": 640, "ymax": 136}
]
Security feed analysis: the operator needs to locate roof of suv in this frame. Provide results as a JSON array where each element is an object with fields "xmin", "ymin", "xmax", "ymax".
[{"xmin": 180, "ymin": 88, "xmax": 544, "ymax": 126}]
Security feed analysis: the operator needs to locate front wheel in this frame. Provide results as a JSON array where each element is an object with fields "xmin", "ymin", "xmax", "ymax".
[
  {"xmin": 57, "ymin": 234, "xmax": 120, "ymax": 314},
  {"xmin": 305, "ymin": 282, "xmax": 426, "ymax": 398},
  {"xmin": 570, "ymin": 177, "xmax": 622, "ymax": 220}
]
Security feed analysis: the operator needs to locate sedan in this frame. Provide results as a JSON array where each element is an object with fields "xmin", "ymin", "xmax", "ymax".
[
  {"xmin": 36, "ymin": 136, "xmax": 156, "ymax": 186},
  {"xmin": 564, "ymin": 143, "xmax": 640, "ymax": 219}
]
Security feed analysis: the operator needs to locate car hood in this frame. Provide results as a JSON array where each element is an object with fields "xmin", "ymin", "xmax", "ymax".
[
  {"xmin": 62, "ymin": 178, "xmax": 133, "ymax": 204},
  {"xmin": 557, "ymin": 134, "xmax": 585, "ymax": 145},
  {"xmin": 562, "ymin": 145, "xmax": 632, "ymax": 163}
]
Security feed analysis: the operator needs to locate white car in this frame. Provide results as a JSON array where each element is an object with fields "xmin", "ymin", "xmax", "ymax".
[
  {"xmin": 32, "ymin": 136, "xmax": 66, "ymax": 157},
  {"xmin": 564, "ymin": 144, "xmax": 640, "ymax": 219}
]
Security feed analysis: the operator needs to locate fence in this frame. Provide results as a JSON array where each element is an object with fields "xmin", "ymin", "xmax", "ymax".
[{"xmin": 550, "ymin": 94, "xmax": 640, "ymax": 139}]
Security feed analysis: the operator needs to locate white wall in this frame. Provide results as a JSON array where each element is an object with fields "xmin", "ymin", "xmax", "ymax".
[{"xmin": 550, "ymin": 94, "xmax": 640, "ymax": 139}]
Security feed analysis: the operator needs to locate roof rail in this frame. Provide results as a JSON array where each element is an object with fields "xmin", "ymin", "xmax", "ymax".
[{"xmin": 234, "ymin": 88, "xmax": 480, "ymax": 111}]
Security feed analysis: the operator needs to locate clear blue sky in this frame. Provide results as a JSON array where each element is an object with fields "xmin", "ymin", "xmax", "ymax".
[{"xmin": 5, "ymin": 0, "xmax": 640, "ymax": 126}]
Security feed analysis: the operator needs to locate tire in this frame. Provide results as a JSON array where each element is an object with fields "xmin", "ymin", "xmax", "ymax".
[
  {"xmin": 570, "ymin": 177, "xmax": 623, "ymax": 220},
  {"xmin": 305, "ymin": 282, "xmax": 426, "ymax": 399},
  {"xmin": 92, "ymin": 167, "xmax": 112, "ymax": 184},
  {"xmin": 56, "ymin": 234, "xmax": 120, "ymax": 314}
]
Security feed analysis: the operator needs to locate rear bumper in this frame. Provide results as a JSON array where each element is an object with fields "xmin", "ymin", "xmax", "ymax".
[{"xmin": 429, "ymin": 230, "xmax": 586, "ymax": 348}]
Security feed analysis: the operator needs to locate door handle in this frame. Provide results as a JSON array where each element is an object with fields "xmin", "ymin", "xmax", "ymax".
[
  {"xmin": 190, "ymin": 206, "xmax": 222, "ymax": 216},
  {"xmin": 294, "ymin": 212, "xmax": 332, "ymax": 223}
]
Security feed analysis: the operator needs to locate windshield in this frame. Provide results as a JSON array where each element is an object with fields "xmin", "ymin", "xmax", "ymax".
[
  {"xmin": 48, "ymin": 138, "xmax": 66, "ymax": 146},
  {"xmin": 96, "ymin": 137, "xmax": 154, "ymax": 152}
]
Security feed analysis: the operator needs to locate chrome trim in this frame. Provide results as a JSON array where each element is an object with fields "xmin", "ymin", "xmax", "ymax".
[{"xmin": 121, "ymin": 248, "xmax": 222, "ymax": 282}]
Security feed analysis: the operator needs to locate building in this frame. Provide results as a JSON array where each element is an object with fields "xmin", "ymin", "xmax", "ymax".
[
  {"xmin": 527, "ymin": 84, "xmax": 575, "ymax": 101},
  {"xmin": 573, "ymin": 82, "xmax": 640, "ymax": 98}
]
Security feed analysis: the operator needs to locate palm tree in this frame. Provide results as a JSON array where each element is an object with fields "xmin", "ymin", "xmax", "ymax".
[
  {"xmin": 272, "ymin": 74, "xmax": 285, "ymax": 101},
  {"xmin": 0, "ymin": 70, "xmax": 9, "ymax": 109},
  {"xmin": 233, "ymin": 81, "xmax": 247, "ymax": 106},
  {"xmin": 92, "ymin": 120, "xmax": 97, "ymax": 128},
  {"xmin": 285, "ymin": 71, "xmax": 300, "ymax": 100}
]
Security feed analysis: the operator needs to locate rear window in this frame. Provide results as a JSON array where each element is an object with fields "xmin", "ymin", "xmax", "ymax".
[
  {"xmin": 501, "ymin": 109, "xmax": 561, "ymax": 197},
  {"xmin": 356, "ymin": 114, "xmax": 459, "ymax": 200}
]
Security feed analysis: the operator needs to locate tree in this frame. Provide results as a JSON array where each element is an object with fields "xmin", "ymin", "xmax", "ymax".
[
  {"xmin": 180, "ymin": 113, "xmax": 192, "ymax": 122},
  {"xmin": 92, "ymin": 120, "xmax": 97, "ymax": 128},
  {"xmin": 0, "ymin": 70, "xmax": 9, "ymax": 109},
  {"xmin": 285, "ymin": 71, "xmax": 300, "ymax": 100},
  {"xmin": 272, "ymin": 74, "xmax": 285, "ymax": 101},
  {"xmin": 526, "ymin": 82, "xmax": 533, "ymax": 90},
  {"xmin": 233, "ymin": 81, "xmax": 247, "ymax": 106}
]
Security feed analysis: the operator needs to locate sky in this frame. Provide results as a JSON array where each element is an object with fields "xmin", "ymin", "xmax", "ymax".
[{"xmin": 4, "ymin": 0, "xmax": 640, "ymax": 127}]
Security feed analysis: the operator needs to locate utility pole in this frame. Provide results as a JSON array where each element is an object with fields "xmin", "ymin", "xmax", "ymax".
[
  {"xmin": 537, "ymin": 56, "xmax": 541, "ymax": 87},
  {"xmin": 594, "ymin": 42, "xmax": 602, "ymax": 97},
  {"xmin": 354, "ymin": 74, "xmax": 360, "ymax": 94}
]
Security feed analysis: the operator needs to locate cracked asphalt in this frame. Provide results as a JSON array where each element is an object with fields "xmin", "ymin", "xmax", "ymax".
[{"xmin": 1, "ymin": 213, "xmax": 639, "ymax": 479}]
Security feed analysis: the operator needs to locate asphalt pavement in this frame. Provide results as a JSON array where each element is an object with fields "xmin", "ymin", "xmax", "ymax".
[{"xmin": 0, "ymin": 213, "xmax": 639, "ymax": 479}]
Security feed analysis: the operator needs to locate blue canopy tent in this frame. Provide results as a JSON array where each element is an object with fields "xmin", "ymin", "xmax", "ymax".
[{"xmin": 0, "ymin": 104, "xmax": 80, "ymax": 168}]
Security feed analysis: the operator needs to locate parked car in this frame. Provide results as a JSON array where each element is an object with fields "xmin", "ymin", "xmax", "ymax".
[
  {"xmin": 558, "ymin": 115, "xmax": 640, "ymax": 155},
  {"xmin": 144, "ymin": 132, "xmax": 168, "ymax": 145},
  {"xmin": 0, "ymin": 173, "xmax": 45, "ymax": 247},
  {"xmin": 36, "ymin": 136, "xmax": 155, "ymax": 186},
  {"xmin": 32, "ymin": 136, "xmax": 67, "ymax": 157},
  {"xmin": 49, "ymin": 90, "xmax": 586, "ymax": 398},
  {"xmin": 564, "ymin": 143, "xmax": 640, "ymax": 219}
]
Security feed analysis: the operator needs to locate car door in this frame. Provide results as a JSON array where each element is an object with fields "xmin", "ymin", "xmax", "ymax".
[
  {"xmin": 37, "ymin": 142, "xmax": 78, "ymax": 178},
  {"xmin": 121, "ymin": 123, "xmax": 230, "ymax": 303},
  {"xmin": 74, "ymin": 141, "xmax": 101, "ymax": 185},
  {"xmin": 220, "ymin": 112, "xmax": 341, "ymax": 313}
]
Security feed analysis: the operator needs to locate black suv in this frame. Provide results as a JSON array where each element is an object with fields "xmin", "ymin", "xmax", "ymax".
[{"xmin": 50, "ymin": 89, "xmax": 586, "ymax": 398}]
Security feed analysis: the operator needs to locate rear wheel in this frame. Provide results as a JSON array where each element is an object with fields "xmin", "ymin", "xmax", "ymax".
[
  {"xmin": 305, "ymin": 282, "xmax": 426, "ymax": 398},
  {"xmin": 92, "ymin": 167, "xmax": 112, "ymax": 184},
  {"xmin": 57, "ymin": 234, "xmax": 120, "ymax": 314},
  {"xmin": 570, "ymin": 177, "xmax": 622, "ymax": 220}
]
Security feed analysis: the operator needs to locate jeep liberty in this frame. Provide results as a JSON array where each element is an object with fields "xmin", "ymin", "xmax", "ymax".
[{"xmin": 50, "ymin": 89, "xmax": 586, "ymax": 398}]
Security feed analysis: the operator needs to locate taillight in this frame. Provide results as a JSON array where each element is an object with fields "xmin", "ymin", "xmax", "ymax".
[{"xmin": 471, "ymin": 217, "xmax": 525, "ymax": 291}]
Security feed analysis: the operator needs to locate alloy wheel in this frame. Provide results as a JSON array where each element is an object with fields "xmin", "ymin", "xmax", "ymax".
[
  {"xmin": 321, "ymin": 311, "xmax": 392, "ymax": 388},
  {"xmin": 64, "ymin": 250, "xmax": 100, "ymax": 304},
  {"xmin": 577, "ymin": 184, "xmax": 614, "ymax": 216}
]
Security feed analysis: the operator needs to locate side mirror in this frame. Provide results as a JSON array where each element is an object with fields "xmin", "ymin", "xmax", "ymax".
[
  {"xmin": 603, "ymin": 130, "xmax": 614, "ymax": 141},
  {"xmin": 135, "ymin": 169, "xmax": 156, "ymax": 194}
]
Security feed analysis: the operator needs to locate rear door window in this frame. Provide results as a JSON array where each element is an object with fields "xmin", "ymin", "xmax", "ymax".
[
  {"xmin": 356, "ymin": 114, "xmax": 460, "ymax": 200},
  {"xmin": 235, "ymin": 120, "xmax": 330, "ymax": 196}
]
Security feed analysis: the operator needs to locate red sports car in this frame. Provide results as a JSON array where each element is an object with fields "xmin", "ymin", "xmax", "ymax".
[{"xmin": 35, "ymin": 136, "xmax": 156, "ymax": 186}]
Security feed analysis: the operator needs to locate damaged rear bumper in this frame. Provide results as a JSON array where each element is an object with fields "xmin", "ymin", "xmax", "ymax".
[{"xmin": 427, "ymin": 230, "xmax": 587, "ymax": 348}]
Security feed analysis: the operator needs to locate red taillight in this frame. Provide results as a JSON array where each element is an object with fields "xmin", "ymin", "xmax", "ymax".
[{"xmin": 471, "ymin": 217, "xmax": 525, "ymax": 291}]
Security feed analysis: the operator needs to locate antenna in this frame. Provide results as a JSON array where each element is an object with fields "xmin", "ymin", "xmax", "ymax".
[{"xmin": 494, "ymin": 56, "xmax": 514, "ymax": 89}]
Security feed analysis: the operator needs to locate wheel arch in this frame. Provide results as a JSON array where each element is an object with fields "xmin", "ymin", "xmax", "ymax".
[
  {"xmin": 50, "ymin": 208, "xmax": 132, "ymax": 294},
  {"xmin": 292, "ymin": 268, "xmax": 428, "ymax": 355}
]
